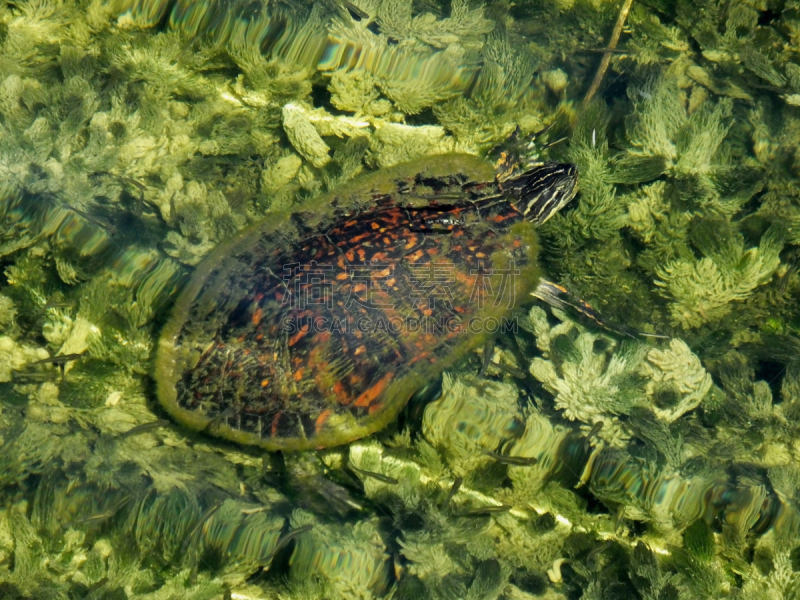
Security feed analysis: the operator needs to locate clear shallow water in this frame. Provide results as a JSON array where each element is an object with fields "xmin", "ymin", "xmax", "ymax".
[{"xmin": 0, "ymin": 1, "xmax": 799, "ymax": 598}]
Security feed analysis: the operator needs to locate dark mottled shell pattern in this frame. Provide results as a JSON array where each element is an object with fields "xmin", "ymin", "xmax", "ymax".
[{"xmin": 156, "ymin": 154, "xmax": 577, "ymax": 450}]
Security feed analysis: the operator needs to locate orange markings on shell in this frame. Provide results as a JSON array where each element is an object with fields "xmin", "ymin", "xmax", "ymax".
[
  {"xmin": 315, "ymin": 409, "xmax": 332, "ymax": 432},
  {"xmin": 288, "ymin": 329, "xmax": 306, "ymax": 347},
  {"xmin": 153, "ymin": 154, "xmax": 564, "ymax": 451},
  {"xmin": 354, "ymin": 372, "xmax": 393, "ymax": 408}
]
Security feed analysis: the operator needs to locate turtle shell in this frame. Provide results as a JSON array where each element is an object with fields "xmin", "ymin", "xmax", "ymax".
[{"xmin": 155, "ymin": 154, "xmax": 576, "ymax": 450}]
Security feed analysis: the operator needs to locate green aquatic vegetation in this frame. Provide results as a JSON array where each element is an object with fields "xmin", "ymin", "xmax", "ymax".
[
  {"xmin": 367, "ymin": 0, "xmax": 493, "ymax": 50},
  {"xmin": 186, "ymin": 499, "xmax": 284, "ymax": 576},
  {"xmin": 673, "ymin": 0, "xmax": 800, "ymax": 108},
  {"xmin": 367, "ymin": 122, "xmax": 454, "ymax": 169},
  {"xmin": 357, "ymin": 366, "xmax": 782, "ymax": 598},
  {"xmin": 625, "ymin": 179, "xmax": 671, "ymax": 244},
  {"xmin": 0, "ymin": 185, "xmax": 39, "ymax": 258},
  {"xmin": 282, "ymin": 103, "xmax": 332, "ymax": 169},
  {"xmin": 0, "ymin": 336, "xmax": 48, "ymax": 383},
  {"xmin": 669, "ymin": 519, "xmax": 731, "ymax": 598},
  {"xmin": 43, "ymin": 311, "xmax": 91, "ymax": 358},
  {"xmin": 328, "ymin": 70, "xmax": 392, "ymax": 117},
  {"xmin": 112, "ymin": 0, "xmax": 488, "ymax": 117},
  {"xmin": 287, "ymin": 509, "xmax": 389, "ymax": 599},
  {"xmin": 690, "ymin": 350, "xmax": 800, "ymax": 484},
  {"xmin": 0, "ymin": 374, "xmax": 295, "ymax": 596},
  {"xmin": 2, "ymin": 0, "xmax": 800, "ymax": 598},
  {"xmin": 737, "ymin": 546, "xmax": 800, "ymax": 600},
  {"xmin": 626, "ymin": 74, "xmax": 733, "ymax": 200},
  {"xmin": 563, "ymin": 107, "xmax": 627, "ymax": 242},
  {"xmin": 526, "ymin": 306, "xmax": 711, "ymax": 445},
  {"xmin": 0, "ymin": 295, "xmax": 17, "ymax": 333},
  {"xmin": 157, "ymin": 173, "xmax": 244, "ymax": 264},
  {"xmin": 655, "ymin": 223, "xmax": 783, "ymax": 329},
  {"xmin": 0, "ymin": 385, "xmax": 91, "ymax": 486},
  {"xmin": 106, "ymin": 30, "xmax": 211, "ymax": 102},
  {"xmin": 422, "ymin": 374, "xmax": 524, "ymax": 479},
  {"xmin": 323, "ymin": 0, "xmax": 492, "ymax": 115},
  {"xmin": 346, "ymin": 379, "xmax": 580, "ymax": 592},
  {"xmin": 739, "ymin": 105, "xmax": 800, "ymax": 300},
  {"xmin": 324, "ymin": 135, "xmax": 370, "ymax": 189},
  {"xmin": 537, "ymin": 106, "xmax": 657, "ymax": 328},
  {"xmin": 0, "ymin": 185, "xmax": 186, "ymax": 381},
  {"xmin": 432, "ymin": 32, "xmax": 549, "ymax": 150},
  {"xmin": 3, "ymin": 248, "xmax": 51, "ymax": 309},
  {"xmin": 623, "ymin": 6, "xmax": 689, "ymax": 67},
  {"xmin": 369, "ymin": 50, "xmax": 476, "ymax": 116},
  {"xmin": 541, "ymin": 61, "xmax": 795, "ymax": 344},
  {"xmin": 1, "ymin": 1, "xmax": 275, "ymax": 255}
]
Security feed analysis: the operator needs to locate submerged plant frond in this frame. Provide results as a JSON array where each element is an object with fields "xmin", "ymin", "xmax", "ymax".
[{"xmin": 655, "ymin": 225, "xmax": 783, "ymax": 328}]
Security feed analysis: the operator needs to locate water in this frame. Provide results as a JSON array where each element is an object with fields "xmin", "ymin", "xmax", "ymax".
[{"xmin": 0, "ymin": 0, "xmax": 799, "ymax": 598}]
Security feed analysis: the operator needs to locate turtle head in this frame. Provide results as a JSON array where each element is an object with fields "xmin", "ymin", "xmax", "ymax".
[{"xmin": 499, "ymin": 162, "xmax": 579, "ymax": 225}]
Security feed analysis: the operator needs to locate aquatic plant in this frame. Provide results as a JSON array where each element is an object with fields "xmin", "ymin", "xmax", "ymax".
[
  {"xmin": 1, "ymin": 0, "xmax": 800, "ymax": 599},
  {"xmin": 526, "ymin": 306, "xmax": 712, "ymax": 445},
  {"xmin": 655, "ymin": 222, "xmax": 784, "ymax": 329}
]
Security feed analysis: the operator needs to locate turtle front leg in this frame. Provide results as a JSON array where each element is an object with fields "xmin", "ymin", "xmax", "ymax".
[{"xmin": 532, "ymin": 279, "xmax": 649, "ymax": 339}]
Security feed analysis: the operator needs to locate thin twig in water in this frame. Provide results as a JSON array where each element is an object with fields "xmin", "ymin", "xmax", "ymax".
[{"xmin": 583, "ymin": 0, "xmax": 634, "ymax": 106}]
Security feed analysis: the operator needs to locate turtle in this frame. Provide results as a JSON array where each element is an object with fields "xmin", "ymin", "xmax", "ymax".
[{"xmin": 155, "ymin": 152, "xmax": 581, "ymax": 451}]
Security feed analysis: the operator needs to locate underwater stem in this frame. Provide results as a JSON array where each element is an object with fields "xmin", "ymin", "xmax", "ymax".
[{"xmin": 583, "ymin": 0, "xmax": 634, "ymax": 106}]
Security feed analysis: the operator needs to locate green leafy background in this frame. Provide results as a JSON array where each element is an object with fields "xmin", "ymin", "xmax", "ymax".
[{"xmin": 0, "ymin": 0, "xmax": 800, "ymax": 598}]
